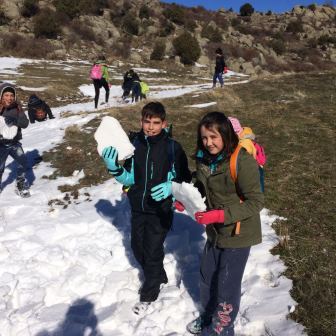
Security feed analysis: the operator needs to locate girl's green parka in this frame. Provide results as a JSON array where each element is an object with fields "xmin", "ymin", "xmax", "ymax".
[{"xmin": 195, "ymin": 148, "xmax": 264, "ymax": 248}]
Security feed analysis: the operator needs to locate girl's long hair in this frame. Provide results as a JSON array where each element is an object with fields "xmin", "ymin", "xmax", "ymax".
[{"xmin": 196, "ymin": 111, "xmax": 239, "ymax": 159}]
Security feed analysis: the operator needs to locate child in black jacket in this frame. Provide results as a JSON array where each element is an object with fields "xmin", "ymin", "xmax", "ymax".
[
  {"xmin": 213, "ymin": 48, "xmax": 227, "ymax": 88},
  {"xmin": 28, "ymin": 94, "xmax": 55, "ymax": 123},
  {"xmin": 122, "ymin": 69, "xmax": 142, "ymax": 102},
  {"xmin": 0, "ymin": 83, "xmax": 30, "ymax": 197},
  {"xmin": 101, "ymin": 102, "xmax": 191, "ymax": 314}
]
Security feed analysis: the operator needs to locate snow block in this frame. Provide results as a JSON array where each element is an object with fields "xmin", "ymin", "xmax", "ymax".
[
  {"xmin": 172, "ymin": 182, "xmax": 206, "ymax": 218},
  {"xmin": 94, "ymin": 116, "xmax": 135, "ymax": 160}
]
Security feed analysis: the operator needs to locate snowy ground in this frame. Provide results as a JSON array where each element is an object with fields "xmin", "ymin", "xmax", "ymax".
[{"xmin": 0, "ymin": 57, "xmax": 306, "ymax": 336}]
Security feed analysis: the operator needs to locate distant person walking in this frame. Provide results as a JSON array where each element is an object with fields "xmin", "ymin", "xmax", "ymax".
[
  {"xmin": 90, "ymin": 55, "xmax": 110, "ymax": 109},
  {"xmin": 0, "ymin": 83, "xmax": 30, "ymax": 197},
  {"xmin": 212, "ymin": 48, "xmax": 227, "ymax": 89}
]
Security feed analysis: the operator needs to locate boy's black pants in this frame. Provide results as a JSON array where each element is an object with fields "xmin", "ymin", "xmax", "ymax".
[
  {"xmin": 93, "ymin": 78, "xmax": 109, "ymax": 108},
  {"xmin": 131, "ymin": 82, "xmax": 141, "ymax": 102},
  {"xmin": 131, "ymin": 211, "xmax": 173, "ymax": 302},
  {"xmin": 0, "ymin": 142, "xmax": 28, "ymax": 185}
]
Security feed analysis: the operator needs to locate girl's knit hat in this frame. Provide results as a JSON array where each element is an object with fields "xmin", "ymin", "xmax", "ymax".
[{"xmin": 228, "ymin": 117, "xmax": 243, "ymax": 135}]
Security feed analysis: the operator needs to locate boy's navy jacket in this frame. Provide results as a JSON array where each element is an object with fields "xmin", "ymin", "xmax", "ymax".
[
  {"xmin": 215, "ymin": 55, "xmax": 226, "ymax": 73},
  {"xmin": 0, "ymin": 102, "xmax": 29, "ymax": 144},
  {"xmin": 27, "ymin": 95, "xmax": 54, "ymax": 123},
  {"xmin": 122, "ymin": 71, "xmax": 140, "ymax": 91},
  {"xmin": 124, "ymin": 129, "xmax": 191, "ymax": 214}
]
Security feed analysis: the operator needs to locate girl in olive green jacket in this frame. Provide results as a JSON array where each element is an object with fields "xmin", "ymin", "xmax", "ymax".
[{"xmin": 186, "ymin": 112, "xmax": 264, "ymax": 336}]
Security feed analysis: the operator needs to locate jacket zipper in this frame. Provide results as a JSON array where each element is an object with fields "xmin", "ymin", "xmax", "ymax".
[{"xmin": 141, "ymin": 138, "xmax": 150, "ymax": 211}]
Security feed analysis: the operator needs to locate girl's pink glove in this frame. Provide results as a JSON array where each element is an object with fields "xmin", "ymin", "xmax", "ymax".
[
  {"xmin": 195, "ymin": 210, "xmax": 225, "ymax": 225},
  {"xmin": 224, "ymin": 67, "xmax": 228, "ymax": 73},
  {"xmin": 174, "ymin": 201, "xmax": 185, "ymax": 212}
]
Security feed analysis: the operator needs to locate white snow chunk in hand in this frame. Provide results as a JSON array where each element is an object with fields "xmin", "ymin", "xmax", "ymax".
[
  {"xmin": 0, "ymin": 116, "xmax": 18, "ymax": 140},
  {"xmin": 172, "ymin": 181, "xmax": 206, "ymax": 218},
  {"xmin": 94, "ymin": 116, "xmax": 135, "ymax": 160}
]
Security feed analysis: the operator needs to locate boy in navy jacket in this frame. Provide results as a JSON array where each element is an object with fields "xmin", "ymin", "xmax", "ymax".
[{"xmin": 101, "ymin": 102, "xmax": 191, "ymax": 314}]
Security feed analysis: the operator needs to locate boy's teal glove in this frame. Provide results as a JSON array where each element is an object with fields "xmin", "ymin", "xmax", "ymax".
[
  {"xmin": 151, "ymin": 181, "xmax": 172, "ymax": 201},
  {"xmin": 102, "ymin": 146, "xmax": 122, "ymax": 174}
]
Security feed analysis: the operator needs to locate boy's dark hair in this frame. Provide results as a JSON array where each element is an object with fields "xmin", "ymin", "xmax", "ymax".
[
  {"xmin": 215, "ymin": 48, "xmax": 223, "ymax": 55},
  {"xmin": 141, "ymin": 102, "xmax": 166, "ymax": 121},
  {"xmin": 196, "ymin": 111, "xmax": 238, "ymax": 158}
]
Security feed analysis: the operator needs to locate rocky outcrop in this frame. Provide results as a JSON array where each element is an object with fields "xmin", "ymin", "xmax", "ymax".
[
  {"xmin": 0, "ymin": 1, "xmax": 334, "ymax": 75},
  {"xmin": 1, "ymin": 0, "xmax": 23, "ymax": 20}
]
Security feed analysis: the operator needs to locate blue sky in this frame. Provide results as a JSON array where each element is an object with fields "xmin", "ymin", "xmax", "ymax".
[{"xmin": 161, "ymin": 0, "xmax": 330, "ymax": 13}]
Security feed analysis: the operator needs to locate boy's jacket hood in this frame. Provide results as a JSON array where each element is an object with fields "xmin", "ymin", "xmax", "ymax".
[{"xmin": 0, "ymin": 82, "xmax": 16, "ymax": 101}]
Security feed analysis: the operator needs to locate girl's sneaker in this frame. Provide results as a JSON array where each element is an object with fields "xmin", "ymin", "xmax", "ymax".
[
  {"xmin": 186, "ymin": 315, "xmax": 205, "ymax": 334},
  {"xmin": 132, "ymin": 301, "xmax": 151, "ymax": 315}
]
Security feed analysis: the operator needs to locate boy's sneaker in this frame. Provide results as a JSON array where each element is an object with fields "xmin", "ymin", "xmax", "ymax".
[
  {"xmin": 132, "ymin": 301, "xmax": 151, "ymax": 315},
  {"xmin": 15, "ymin": 180, "xmax": 31, "ymax": 198},
  {"xmin": 138, "ymin": 274, "xmax": 168, "ymax": 294},
  {"xmin": 187, "ymin": 315, "xmax": 205, "ymax": 334},
  {"xmin": 16, "ymin": 187, "xmax": 31, "ymax": 198}
]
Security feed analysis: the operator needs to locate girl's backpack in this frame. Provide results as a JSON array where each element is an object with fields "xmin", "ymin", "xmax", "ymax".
[
  {"xmin": 229, "ymin": 143, "xmax": 266, "ymax": 235},
  {"xmin": 230, "ymin": 143, "xmax": 266, "ymax": 194},
  {"xmin": 90, "ymin": 64, "xmax": 103, "ymax": 80},
  {"xmin": 253, "ymin": 141, "xmax": 266, "ymax": 166},
  {"xmin": 140, "ymin": 81, "xmax": 149, "ymax": 95}
]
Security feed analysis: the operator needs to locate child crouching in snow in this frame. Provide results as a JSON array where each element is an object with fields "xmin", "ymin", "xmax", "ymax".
[
  {"xmin": 101, "ymin": 102, "xmax": 191, "ymax": 314},
  {"xmin": 0, "ymin": 83, "xmax": 30, "ymax": 197},
  {"xmin": 183, "ymin": 112, "xmax": 263, "ymax": 336}
]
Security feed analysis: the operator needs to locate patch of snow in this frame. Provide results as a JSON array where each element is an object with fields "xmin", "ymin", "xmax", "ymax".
[
  {"xmin": 0, "ymin": 57, "xmax": 306, "ymax": 336},
  {"xmin": 20, "ymin": 86, "xmax": 47, "ymax": 92},
  {"xmin": 186, "ymin": 102, "xmax": 217, "ymax": 108}
]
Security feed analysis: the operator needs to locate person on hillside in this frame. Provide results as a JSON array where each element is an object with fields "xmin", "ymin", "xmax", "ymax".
[
  {"xmin": 182, "ymin": 112, "xmax": 263, "ymax": 336},
  {"xmin": 0, "ymin": 83, "xmax": 30, "ymax": 197},
  {"xmin": 28, "ymin": 94, "xmax": 55, "ymax": 123},
  {"xmin": 121, "ymin": 69, "xmax": 142, "ymax": 102},
  {"xmin": 91, "ymin": 55, "xmax": 110, "ymax": 109},
  {"xmin": 101, "ymin": 102, "xmax": 192, "ymax": 315},
  {"xmin": 213, "ymin": 48, "xmax": 227, "ymax": 89}
]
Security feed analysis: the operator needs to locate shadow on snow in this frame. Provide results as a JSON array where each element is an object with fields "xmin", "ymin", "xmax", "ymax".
[
  {"xmin": 94, "ymin": 196, "xmax": 205, "ymax": 305},
  {"xmin": 36, "ymin": 298, "xmax": 102, "ymax": 336}
]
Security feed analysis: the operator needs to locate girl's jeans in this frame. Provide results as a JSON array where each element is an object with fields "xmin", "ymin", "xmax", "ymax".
[
  {"xmin": 0, "ymin": 142, "xmax": 28, "ymax": 184},
  {"xmin": 200, "ymin": 242, "xmax": 251, "ymax": 336},
  {"xmin": 213, "ymin": 72, "xmax": 224, "ymax": 87}
]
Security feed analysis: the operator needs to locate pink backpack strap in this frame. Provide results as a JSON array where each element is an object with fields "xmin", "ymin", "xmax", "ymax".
[{"xmin": 254, "ymin": 142, "xmax": 266, "ymax": 166}]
